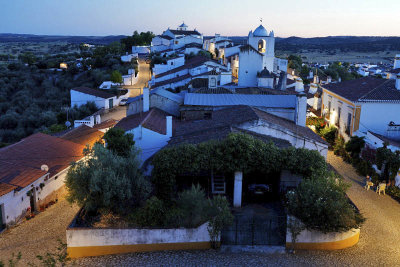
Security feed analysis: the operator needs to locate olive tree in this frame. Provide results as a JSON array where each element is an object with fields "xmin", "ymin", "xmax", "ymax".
[{"xmin": 65, "ymin": 144, "xmax": 150, "ymax": 214}]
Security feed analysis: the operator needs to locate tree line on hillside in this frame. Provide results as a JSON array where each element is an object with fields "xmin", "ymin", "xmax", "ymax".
[
  {"xmin": 0, "ymin": 32, "xmax": 151, "ymax": 145},
  {"xmin": 288, "ymin": 54, "xmax": 361, "ymax": 84}
]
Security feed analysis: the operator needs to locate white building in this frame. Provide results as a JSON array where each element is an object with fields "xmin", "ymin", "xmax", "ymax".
[
  {"xmin": 238, "ymin": 24, "xmax": 287, "ymax": 87},
  {"xmin": 322, "ymin": 76, "xmax": 400, "ymax": 141},
  {"xmin": 0, "ymin": 133, "xmax": 85, "ymax": 228},
  {"xmin": 151, "ymin": 23, "xmax": 203, "ymax": 53},
  {"xmin": 115, "ymin": 90, "xmax": 176, "ymax": 163},
  {"xmin": 386, "ymin": 54, "xmax": 400, "ymax": 79},
  {"xmin": 70, "ymin": 87, "xmax": 118, "ymax": 109},
  {"xmin": 171, "ymin": 105, "xmax": 328, "ymax": 158}
]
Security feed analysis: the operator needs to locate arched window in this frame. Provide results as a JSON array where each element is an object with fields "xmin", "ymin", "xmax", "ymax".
[{"xmin": 258, "ymin": 39, "xmax": 266, "ymax": 53}]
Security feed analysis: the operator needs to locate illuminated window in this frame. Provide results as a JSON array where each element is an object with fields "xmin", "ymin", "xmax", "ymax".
[{"xmin": 258, "ymin": 39, "xmax": 266, "ymax": 53}]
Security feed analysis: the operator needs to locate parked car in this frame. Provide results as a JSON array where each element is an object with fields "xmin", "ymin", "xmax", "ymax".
[
  {"xmin": 248, "ymin": 184, "xmax": 271, "ymax": 195},
  {"xmin": 119, "ymin": 98, "xmax": 128, "ymax": 106}
]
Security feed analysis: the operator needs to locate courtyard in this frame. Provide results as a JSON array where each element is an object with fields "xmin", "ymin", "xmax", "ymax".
[{"xmin": 1, "ymin": 151, "xmax": 400, "ymax": 266}]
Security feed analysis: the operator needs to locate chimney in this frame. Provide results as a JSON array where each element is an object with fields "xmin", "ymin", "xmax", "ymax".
[
  {"xmin": 96, "ymin": 114, "xmax": 101, "ymax": 125},
  {"xmin": 313, "ymin": 75, "xmax": 319, "ymax": 84},
  {"xmin": 309, "ymin": 83, "xmax": 318, "ymax": 94},
  {"xmin": 166, "ymin": 116, "xmax": 172, "ymax": 137},
  {"xmin": 296, "ymin": 93, "xmax": 307, "ymax": 126},
  {"xmin": 396, "ymin": 74, "xmax": 400, "ymax": 90},
  {"xmin": 143, "ymin": 87, "xmax": 149, "ymax": 112},
  {"xmin": 295, "ymin": 77, "xmax": 304, "ymax": 92},
  {"xmin": 394, "ymin": 54, "xmax": 400, "ymax": 69},
  {"xmin": 278, "ymin": 72, "xmax": 287, "ymax": 90}
]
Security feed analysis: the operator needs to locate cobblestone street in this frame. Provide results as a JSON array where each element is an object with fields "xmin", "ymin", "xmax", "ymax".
[
  {"xmin": 0, "ymin": 198, "xmax": 79, "ymax": 266},
  {"xmin": 70, "ymin": 151, "xmax": 400, "ymax": 266}
]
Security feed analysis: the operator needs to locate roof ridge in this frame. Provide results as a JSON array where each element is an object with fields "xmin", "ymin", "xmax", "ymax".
[
  {"xmin": 358, "ymin": 78, "xmax": 391, "ymax": 101},
  {"xmin": 141, "ymin": 108, "xmax": 155, "ymax": 126}
]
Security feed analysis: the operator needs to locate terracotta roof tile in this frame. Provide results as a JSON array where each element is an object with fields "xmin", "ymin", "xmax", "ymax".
[
  {"xmin": 71, "ymin": 87, "xmax": 115, "ymax": 99},
  {"xmin": 0, "ymin": 133, "xmax": 85, "ymax": 196},
  {"xmin": 60, "ymin": 125, "xmax": 104, "ymax": 147}
]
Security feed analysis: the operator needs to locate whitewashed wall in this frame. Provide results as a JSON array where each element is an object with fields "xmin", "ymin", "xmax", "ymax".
[
  {"xmin": 239, "ymin": 120, "xmax": 328, "ymax": 158},
  {"xmin": 71, "ymin": 90, "xmax": 116, "ymax": 109},
  {"xmin": 0, "ymin": 168, "xmax": 69, "ymax": 226},
  {"xmin": 128, "ymin": 126, "xmax": 171, "ymax": 163},
  {"xmin": 238, "ymin": 50, "xmax": 264, "ymax": 87},
  {"xmin": 359, "ymin": 102, "xmax": 400, "ymax": 136}
]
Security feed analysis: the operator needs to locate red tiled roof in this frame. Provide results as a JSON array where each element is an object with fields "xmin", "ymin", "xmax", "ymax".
[
  {"xmin": 61, "ymin": 125, "xmax": 104, "ymax": 147},
  {"xmin": 0, "ymin": 133, "xmax": 85, "ymax": 196},
  {"xmin": 322, "ymin": 77, "xmax": 387, "ymax": 102},
  {"xmin": 71, "ymin": 87, "xmax": 115, "ymax": 99},
  {"xmin": 115, "ymin": 108, "xmax": 178, "ymax": 135},
  {"xmin": 92, "ymin": 119, "xmax": 118, "ymax": 130}
]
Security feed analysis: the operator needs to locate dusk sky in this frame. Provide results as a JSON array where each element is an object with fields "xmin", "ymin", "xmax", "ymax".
[{"xmin": 1, "ymin": 0, "xmax": 399, "ymax": 37}]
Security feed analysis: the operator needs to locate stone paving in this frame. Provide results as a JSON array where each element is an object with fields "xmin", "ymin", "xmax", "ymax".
[
  {"xmin": 70, "ymin": 151, "xmax": 400, "ymax": 266},
  {"xmin": 0, "ymin": 198, "xmax": 79, "ymax": 266}
]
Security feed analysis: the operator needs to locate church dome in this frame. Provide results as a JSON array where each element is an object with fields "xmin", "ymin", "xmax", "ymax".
[
  {"xmin": 257, "ymin": 67, "xmax": 274, "ymax": 78},
  {"xmin": 179, "ymin": 22, "xmax": 188, "ymax": 28},
  {"xmin": 253, "ymin": 25, "xmax": 268, "ymax": 37}
]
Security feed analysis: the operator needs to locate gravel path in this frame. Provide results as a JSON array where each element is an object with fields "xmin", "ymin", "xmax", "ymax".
[
  {"xmin": 70, "ymin": 152, "xmax": 400, "ymax": 266},
  {"xmin": 0, "ymin": 198, "xmax": 79, "ymax": 266}
]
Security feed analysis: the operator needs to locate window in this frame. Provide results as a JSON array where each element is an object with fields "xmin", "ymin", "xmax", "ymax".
[
  {"xmin": 337, "ymin": 107, "xmax": 341, "ymax": 127},
  {"xmin": 171, "ymin": 62, "xmax": 173, "ymax": 65},
  {"xmin": 326, "ymin": 101, "xmax": 331, "ymax": 119},
  {"xmin": 346, "ymin": 112, "xmax": 352, "ymax": 135},
  {"xmin": 258, "ymin": 39, "xmax": 266, "ymax": 53},
  {"xmin": 210, "ymin": 77, "xmax": 217, "ymax": 88}
]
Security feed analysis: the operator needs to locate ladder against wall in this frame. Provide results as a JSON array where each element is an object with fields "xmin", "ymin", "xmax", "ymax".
[{"xmin": 212, "ymin": 175, "xmax": 226, "ymax": 194}]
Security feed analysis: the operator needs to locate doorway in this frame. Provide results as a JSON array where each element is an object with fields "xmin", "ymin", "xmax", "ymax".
[
  {"xmin": 29, "ymin": 189, "xmax": 37, "ymax": 212},
  {"xmin": 0, "ymin": 204, "xmax": 4, "ymax": 230},
  {"xmin": 109, "ymin": 98, "xmax": 114, "ymax": 109}
]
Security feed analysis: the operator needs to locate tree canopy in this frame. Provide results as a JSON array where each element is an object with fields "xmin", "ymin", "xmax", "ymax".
[
  {"xmin": 103, "ymin": 127, "xmax": 135, "ymax": 157},
  {"xmin": 66, "ymin": 143, "xmax": 150, "ymax": 214}
]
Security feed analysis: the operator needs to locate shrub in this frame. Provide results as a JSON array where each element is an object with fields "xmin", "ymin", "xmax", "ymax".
[
  {"xmin": 286, "ymin": 177, "xmax": 365, "ymax": 233},
  {"xmin": 103, "ymin": 127, "xmax": 134, "ymax": 157},
  {"xmin": 345, "ymin": 136, "xmax": 365, "ymax": 159},
  {"xmin": 175, "ymin": 184, "xmax": 209, "ymax": 228},
  {"xmin": 387, "ymin": 186, "xmax": 400, "ymax": 202},
  {"xmin": 206, "ymin": 195, "xmax": 234, "ymax": 248},
  {"xmin": 333, "ymin": 136, "xmax": 346, "ymax": 157},
  {"xmin": 306, "ymin": 117, "xmax": 326, "ymax": 134},
  {"xmin": 134, "ymin": 196, "xmax": 166, "ymax": 227},
  {"xmin": 320, "ymin": 126, "xmax": 337, "ymax": 147},
  {"xmin": 66, "ymin": 144, "xmax": 150, "ymax": 214}
]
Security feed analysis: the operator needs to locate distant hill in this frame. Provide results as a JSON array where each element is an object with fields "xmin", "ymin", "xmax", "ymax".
[
  {"xmin": 224, "ymin": 35, "xmax": 400, "ymax": 52},
  {"xmin": 2, "ymin": 33, "xmax": 400, "ymax": 52},
  {"xmin": 0, "ymin": 33, "xmax": 127, "ymax": 45}
]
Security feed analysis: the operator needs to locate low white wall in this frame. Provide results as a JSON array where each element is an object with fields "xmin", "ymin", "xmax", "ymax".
[
  {"xmin": 67, "ymin": 222, "xmax": 214, "ymax": 258},
  {"xmin": 286, "ymin": 216, "xmax": 360, "ymax": 250},
  {"xmin": 67, "ymin": 222, "xmax": 211, "ymax": 248}
]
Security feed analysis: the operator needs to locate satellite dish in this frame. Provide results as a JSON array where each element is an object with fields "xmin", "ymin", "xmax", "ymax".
[
  {"xmin": 41, "ymin": 165, "xmax": 49, "ymax": 172},
  {"xmin": 65, "ymin": 121, "xmax": 71, "ymax": 128}
]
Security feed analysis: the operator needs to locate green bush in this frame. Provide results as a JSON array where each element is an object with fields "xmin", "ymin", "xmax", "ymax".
[
  {"xmin": 345, "ymin": 136, "xmax": 365, "ymax": 159},
  {"xmin": 134, "ymin": 196, "xmax": 166, "ymax": 227},
  {"xmin": 320, "ymin": 126, "xmax": 337, "ymax": 147},
  {"xmin": 152, "ymin": 133, "xmax": 328, "ymax": 200},
  {"xmin": 103, "ymin": 127, "xmax": 134, "ymax": 157},
  {"xmin": 176, "ymin": 184, "xmax": 209, "ymax": 228},
  {"xmin": 66, "ymin": 144, "xmax": 150, "ymax": 214},
  {"xmin": 387, "ymin": 186, "xmax": 400, "ymax": 202},
  {"xmin": 286, "ymin": 177, "xmax": 365, "ymax": 233}
]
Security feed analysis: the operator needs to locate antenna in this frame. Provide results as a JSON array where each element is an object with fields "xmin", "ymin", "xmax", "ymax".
[{"xmin": 41, "ymin": 165, "xmax": 49, "ymax": 172}]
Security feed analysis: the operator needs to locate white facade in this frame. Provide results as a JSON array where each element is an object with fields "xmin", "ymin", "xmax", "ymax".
[
  {"xmin": 153, "ymin": 56, "xmax": 185, "ymax": 76},
  {"xmin": 0, "ymin": 168, "xmax": 69, "ymax": 226},
  {"xmin": 238, "ymin": 48, "xmax": 264, "ymax": 86},
  {"xmin": 70, "ymin": 90, "xmax": 117, "ymax": 109},
  {"xmin": 127, "ymin": 124, "xmax": 172, "ymax": 163},
  {"xmin": 132, "ymin": 46, "xmax": 150, "ymax": 54},
  {"xmin": 238, "ymin": 119, "xmax": 328, "ymax": 158}
]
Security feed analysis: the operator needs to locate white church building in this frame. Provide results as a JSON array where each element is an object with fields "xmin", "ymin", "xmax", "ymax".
[{"xmin": 238, "ymin": 24, "xmax": 287, "ymax": 87}]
